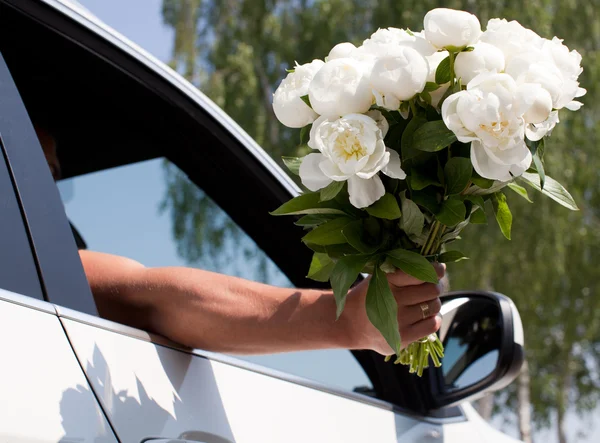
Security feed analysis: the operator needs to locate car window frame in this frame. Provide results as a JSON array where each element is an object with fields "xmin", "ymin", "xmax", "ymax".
[{"xmin": 0, "ymin": 51, "xmax": 96, "ymax": 313}]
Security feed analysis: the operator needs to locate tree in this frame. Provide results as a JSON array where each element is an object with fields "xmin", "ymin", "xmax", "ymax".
[{"xmin": 159, "ymin": 2, "xmax": 600, "ymax": 441}]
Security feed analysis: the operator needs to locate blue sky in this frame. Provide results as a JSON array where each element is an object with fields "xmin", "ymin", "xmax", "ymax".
[{"xmin": 69, "ymin": 1, "xmax": 599, "ymax": 441}]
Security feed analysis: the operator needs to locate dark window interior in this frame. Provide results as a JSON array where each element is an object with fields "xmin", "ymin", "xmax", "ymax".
[{"xmin": 0, "ymin": 1, "xmax": 319, "ymax": 290}]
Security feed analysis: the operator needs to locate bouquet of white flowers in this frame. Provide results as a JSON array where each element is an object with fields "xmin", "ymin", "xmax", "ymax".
[{"xmin": 271, "ymin": 8, "xmax": 585, "ymax": 375}]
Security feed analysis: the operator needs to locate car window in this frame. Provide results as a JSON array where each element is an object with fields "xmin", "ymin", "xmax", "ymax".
[
  {"xmin": 0, "ymin": 138, "xmax": 44, "ymax": 301},
  {"xmin": 59, "ymin": 158, "xmax": 372, "ymax": 393}
]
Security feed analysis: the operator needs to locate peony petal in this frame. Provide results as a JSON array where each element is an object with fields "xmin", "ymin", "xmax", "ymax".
[
  {"xmin": 470, "ymin": 141, "xmax": 513, "ymax": 182},
  {"xmin": 319, "ymin": 158, "xmax": 351, "ymax": 181},
  {"xmin": 299, "ymin": 153, "xmax": 333, "ymax": 191},
  {"xmin": 509, "ymin": 150, "xmax": 532, "ymax": 178},
  {"xmin": 381, "ymin": 149, "xmax": 407, "ymax": 179},
  {"xmin": 565, "ymin": 100, "xmax": 583, "ymax": 111},
  {"xmin": 356, "ymin": 140, "xmax": 388, "ymax": 179},
  {"xmin": 347, "ymin": 175, "xmax": 386, "ymax": 209}
]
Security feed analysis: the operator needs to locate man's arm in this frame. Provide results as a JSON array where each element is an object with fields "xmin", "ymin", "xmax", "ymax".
[{"xmin": 79, "ymin": 250, "xmax": 444, "ymax": 355}]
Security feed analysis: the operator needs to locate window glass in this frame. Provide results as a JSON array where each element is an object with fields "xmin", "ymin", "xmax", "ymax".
[
  {"xmin": 0, "ymin": 140, "xmax": 44, "ymax": 300},
  {"xmin": 59, "ymin": 158, "xmax": 371, "ymax": 393}
]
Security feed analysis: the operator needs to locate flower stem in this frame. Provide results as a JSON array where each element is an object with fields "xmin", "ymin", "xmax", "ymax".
[{"xmin": 409, "ymin": 99, "xmax": 418, "ymax": 118}]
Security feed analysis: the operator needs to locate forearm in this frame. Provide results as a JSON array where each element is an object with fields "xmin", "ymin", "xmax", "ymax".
[
  {"xmin": 81, "ymin": 251, "xmax": 352, "ymax": 354},
  {"xmin": 139, "ymin": 267, "xmax": 352, "ymax": 354}
]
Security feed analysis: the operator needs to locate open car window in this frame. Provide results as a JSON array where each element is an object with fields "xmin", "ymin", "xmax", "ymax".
[{"xmin": 60, "ymin": 158, "xmax": 372, "ymax": 393}]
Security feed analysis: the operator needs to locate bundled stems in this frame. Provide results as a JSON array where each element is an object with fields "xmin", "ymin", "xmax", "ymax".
[{"xmin": 395, "ymin": 219, "xmax": 446, "ymax": 373}]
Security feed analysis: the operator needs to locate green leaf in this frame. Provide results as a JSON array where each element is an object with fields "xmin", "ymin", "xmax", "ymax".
[
  {"xmin": 270, "ymin": 193, "xmax": 347, "ymax": 216},
  {"xmin": 412, "ymin": 188, "xmax": 442, "ymax": 214},
  {"xmin": 282, "ymin": 156, "xmax": 302, "ymax": 176},
  {"xmin": 424, "ymin": 81, "xmax": 441, "ymax": 92},
  {"xmin": 386, "ymin": 248, "xmax": 439, "ymax": 284},
  {"xmin": 300, "ymin": 94, "xmax": 312, "ymax": 109},
  {"xmin": 401, "ymin": 114, "xmax": 427, "ymax": 160},
  {"xmin": 412, "ymin": 121, "xmax": 457, "ymax": 152},
  {"xmin": 399, "ymin": 191, "xmax": 425, "ymax": 240},
  {"xmin": 302, "ymin": 217, "xmax": 354, "ymax": 245},
  {"xmin": 436, "ymin": 198, "xmax": 466, "ymax": 227},
  {"xmin": 438, "ymin": 250, "xmax": 469, "ymax": 263},
  {"xmin": 435, "ymin": 56, "xmax": 451, "ymax": 84},
  {"xmin": 507, "ymin": 182, "xmax": 533, "ymax": 203},
  {"xmin": 444, "ymin": 157, "xmax": 473, "ymax": 195},
  {"xmin": 331, "ymin": 254, "xmax": 372, "ymax": 319},
  {"xmin": 464, "ymin": 195, "xmax": 485, "ymax": 210},
  {"xmin": 365, "ymin": 266, "xmax": 402, "ymax": 355},
  {"xmin": 300, "ymin": 124, "xmax": 312, "ymax": 145},
  {"xmin": 342, "ymin": 220, "xmax": 379, "ymax": 254},
  {"xmin": 365, "ymin": 193, "xmax": 402, "ymax": 220},
  {"xmin": 519, "ymin": 172, "xmax": 579, "ymax": 211},
  {"xmin": 307, "ymin": 253, "xmax": 335, "ymax": 282},
  {"xmin": 410, "ymin": 169, "xmax": 442, "ymax": 191},
  {"xmin": 471, "ymin": 175, "xmax": 494, "ymax": 189},
  {"xmin": 532, "ymin": 152, "xmax": 545, "ymax": 190},
  {"xmin": 294, "ymin": 214, "xmax": 337, "ymax": 227},
  {"xmin": 320, "ymin": 181, "xmax": 345, "ymax": 202},
  {"xmin": 469, "ymin": 208, "xmax": 487, "ymax": 224},
  {"xmin": 491, "ymin": 192, "xmax": 512, "ymax": 240}
]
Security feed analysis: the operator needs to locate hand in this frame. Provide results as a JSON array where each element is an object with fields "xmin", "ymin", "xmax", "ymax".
[{"xmin": 342, "ymin": 263, "xmax": 446, "ymax": 355}]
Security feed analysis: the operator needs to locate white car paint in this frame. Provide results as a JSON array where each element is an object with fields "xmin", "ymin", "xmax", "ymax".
[{"xmin": 0, "ymin": 289, "xmax": 116, "ymax": 443}]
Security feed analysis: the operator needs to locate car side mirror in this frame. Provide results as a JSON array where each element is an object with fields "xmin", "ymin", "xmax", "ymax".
[{"xmin": 428, "ymin": 290, "xmax": 524, "ymax": 409}]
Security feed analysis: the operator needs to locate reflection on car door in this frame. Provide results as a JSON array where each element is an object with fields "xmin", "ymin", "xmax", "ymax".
[
  {"xmin": 0, "ymin": 292, "xmax": 117, "ymax": 443},
  {"xmin": 58, "ymin": 306, "xmax": 446, "ymax": 443}
]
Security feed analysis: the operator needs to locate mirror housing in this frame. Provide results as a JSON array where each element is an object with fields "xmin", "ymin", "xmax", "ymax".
[{"xmin": 426, "ymin": 290, "xmax": 524, "ymax": 410}]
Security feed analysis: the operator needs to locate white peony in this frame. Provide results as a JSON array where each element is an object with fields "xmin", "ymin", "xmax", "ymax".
[
  {"xmin": 455, "ymin": 42, "xmax": 505, "ymax": 84},
  {"xmin": 369, "ymin": 46, "xmax": 429, "ymax": 111},
  {"xmin": 423, "ymin": 8, "xmax": 482, "ymax": 49},
  {"xmin": 326, "ymin": 42, "xmax": 358, "ymax": 61},
  {"xmin": 272, "ymin": 59, "xmax": 324, "ymax": 128},
  {"xmin": 307, "ymin": 58, "xmax": 373, "ymax": 118},
  {"xmin": 300, "ymin": 114, "xmax": 406, "ymax": 208},
  {"xmin": 425, "ymin": 50, "xmax": 450, "ymax": 108},
  {"xmin": 358, "ymin": 28, "xmax": 437, "ymax": 59},
  {"xmin": 441, "ymin": 72, "xmax": 531, "ymax": 181},
  {"xmin": 479, "ymin": 18, "xmax": 544, "ymax": 64},
  {"xmin": 541, "ymin": 37, "xmax": 586, "ymax": 110}
]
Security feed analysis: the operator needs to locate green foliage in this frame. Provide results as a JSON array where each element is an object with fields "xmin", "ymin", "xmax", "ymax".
[
  {"xmin": 399, "ymin": 191, "xmax": 425, "ymax": 241},
  {"xmin": 412, "ymin": 121, "xmax": 458, "ymax": 152},
  {"xmin": 307, "ymin": 252, "xmax": 335, "ymax": 282},
  {"xmin": 520, "ymin": 172, "xmax": 579, "ymax": 211},
  {"xmin": 491, "ymin": 192, "xmax": 512, "ymax": 240},
  {"xmin": 435, "ymin": 56, "xmax": 452, "ymax": 84},
  {"xmin": 438, "ymin": 250, "xmax": 469, "ymax": 263},
  {"xmin": 365, "ymin": 193, "xmax": 402, "ymax": 220},
  {"xmin": 282, "ymin": 156, "xmax": 302, "ymax": 176},
  {"xmin": 331, "ymin": 254, "xmax": 372, "ymax": 319},
  {"xmin": 507, "ymin": 182, "xmax": 533, "ymax": 203},
  {"xmin": 301, "ymin": 216, "xmax": 354, "ymax": 245},
  {"xmin": 436, "ymin": 198, "xmax": 467, "ymax": 227},
  {"xmin": 270, "ymin": 192, "xmax": 347, "ymax": 216},
  {"xmin": 386, "ymin": 248, "xmax": 439, "ymax": 283},
  {"xmin": 320, "ymin": 181, "xmax": 345, "ymax": 202},
  {"xmin": 366, "ymin": 265, "xmax": 402, "ymax": 354},
  {"xmin": 444, "ymin": 157, "xmax": 473, "ymax": 195}
]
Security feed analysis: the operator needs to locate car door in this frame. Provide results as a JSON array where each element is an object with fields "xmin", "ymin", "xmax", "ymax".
[
  {"xmin": 0, "ymin": 58, "xmax": 117, "ymax": 442},
  {"xmin": 0, "ymin": 2, "xmax": 476, "ymax": 443}
]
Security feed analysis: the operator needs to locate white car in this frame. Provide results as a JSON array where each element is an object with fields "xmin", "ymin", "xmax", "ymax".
[{"xmin": 0, "ymin": 0, "xmax": 524, "ymax": 442}]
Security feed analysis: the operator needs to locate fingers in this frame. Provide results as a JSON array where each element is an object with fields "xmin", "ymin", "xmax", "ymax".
[
  {"xmin": 387, "ymin": 262, "xmax": 446, "ymax": 288},
  {"xmin": 393, "ymin": 281, "xmax": 443, "ymax": 306},
  {"xmin": 399, "ymin": 297, "xmax": 442, "ymax": 325},
  {"xmin": 400, "ymin": 315, "xmax": 442, "ymax": 346}
]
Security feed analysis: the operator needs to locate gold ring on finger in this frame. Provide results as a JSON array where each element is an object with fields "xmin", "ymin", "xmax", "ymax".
[{"xmin": 420, "ymin": 302, "xmax": 430, "ymax": 320}]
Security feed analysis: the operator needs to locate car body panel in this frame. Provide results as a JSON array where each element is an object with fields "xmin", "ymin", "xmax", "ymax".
[{"xmin": 0, "ymin": 290, "xmax": 116, "ymax": 443}]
